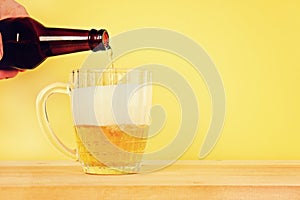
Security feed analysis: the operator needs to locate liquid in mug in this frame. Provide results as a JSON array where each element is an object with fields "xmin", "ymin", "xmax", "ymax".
[
  {"xmin": 74, "ymin": 124, "xmax": 148, "ymax": 174},
  {"xmin": 72, "ymin": 65, "xmax": 151, "ymax": 174}
]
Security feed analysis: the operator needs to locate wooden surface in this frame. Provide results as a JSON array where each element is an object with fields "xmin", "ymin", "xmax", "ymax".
[{"xmin": 1, "ymin": 160, "xmax": 300, "ymax": 199}]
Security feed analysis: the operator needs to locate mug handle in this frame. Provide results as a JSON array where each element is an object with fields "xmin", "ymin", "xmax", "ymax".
[{"xmin": 36, "ymin": 82, "xmax": 77, "ymax": 159}]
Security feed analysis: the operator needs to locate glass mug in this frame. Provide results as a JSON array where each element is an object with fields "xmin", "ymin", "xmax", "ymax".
[{"xmin": 36, "ymin": 68, "xmax": 152, "ymax": 174}]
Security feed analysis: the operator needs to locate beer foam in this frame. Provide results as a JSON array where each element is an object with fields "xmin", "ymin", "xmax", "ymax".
[{"xmin": 72, "ymin": 84, "xmax": 152, "ymax": 126}]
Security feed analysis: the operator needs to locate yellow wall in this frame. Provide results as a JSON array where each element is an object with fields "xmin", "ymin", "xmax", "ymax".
[{"xmin": 0, "ymin": 0, "xmax": 299, "ymax": 160}]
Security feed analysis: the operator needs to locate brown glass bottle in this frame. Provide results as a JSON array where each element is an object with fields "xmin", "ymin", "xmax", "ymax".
[{"xmin": 0, "ymin": 17, "xmax": 109, "ymax": 70}]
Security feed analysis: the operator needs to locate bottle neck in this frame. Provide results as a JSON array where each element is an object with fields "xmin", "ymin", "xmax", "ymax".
[{"xmin": 40, "ymin": 28, "xmax": 109, "ymax": 57}]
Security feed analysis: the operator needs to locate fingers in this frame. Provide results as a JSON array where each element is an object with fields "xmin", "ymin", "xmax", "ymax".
[
  {"xmin": 0, "ymin": 0, "xmax": 29, "ymax": 19},
  {"xmin": 0, "ymin": 69, "xmax": 22, "ymax": 80}
]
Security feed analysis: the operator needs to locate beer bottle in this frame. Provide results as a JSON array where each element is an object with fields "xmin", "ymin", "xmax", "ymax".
[{"xmin": 0, "ymin": 17, "xmax": 109, "ymax": 70}]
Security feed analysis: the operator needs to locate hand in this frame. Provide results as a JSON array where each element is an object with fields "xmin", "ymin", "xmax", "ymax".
[{"xmin": 0, "ymin": 0, "xmax": 29, "ymax": 80}]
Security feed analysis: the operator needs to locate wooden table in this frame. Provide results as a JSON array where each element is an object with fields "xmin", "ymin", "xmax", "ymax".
[{"xmin": 1, "ymin": 160, "xmax": 300, "ymax": 200}]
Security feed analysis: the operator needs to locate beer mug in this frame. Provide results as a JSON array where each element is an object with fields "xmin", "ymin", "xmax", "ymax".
[{"xmin": 36, "ymin": 68, "xmax": 152, "ymax": 174}]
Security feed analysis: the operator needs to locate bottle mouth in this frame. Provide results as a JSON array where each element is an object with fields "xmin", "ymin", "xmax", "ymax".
[
  {"xmin": 102, "ymin": 30, "xmax": 110, "ymax": 50},
  {"xmin": 89, "ymin": 29, "xmax": 110, "ymax": 51}
]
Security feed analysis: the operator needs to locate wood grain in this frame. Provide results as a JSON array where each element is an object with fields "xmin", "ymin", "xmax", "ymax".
[{"xmin": 1, "ymin": 160, "xmax": 300, "ymax": 199}]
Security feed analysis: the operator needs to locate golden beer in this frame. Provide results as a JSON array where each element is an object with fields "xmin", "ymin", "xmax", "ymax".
[{"xmin": 75, "ymin": 124, "xmax": 148, "ymax": 174}]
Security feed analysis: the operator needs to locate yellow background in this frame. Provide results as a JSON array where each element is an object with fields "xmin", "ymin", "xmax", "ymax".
[{"xmin": 0, "ymin": 0, "xmax": 299, "ymax": 160}]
